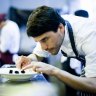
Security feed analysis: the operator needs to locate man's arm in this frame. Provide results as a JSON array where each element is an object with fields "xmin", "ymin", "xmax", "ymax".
[
  {"xmin": 21, "ymin": 61, "xmax": 96, "ymax": 93},
  {"xmin": 27, "ymin": 53, "xmax": 44, "ymax": 61},
  {"xmin": 53, "ymin": 68, "xmax": 96, "ymax": 93}
]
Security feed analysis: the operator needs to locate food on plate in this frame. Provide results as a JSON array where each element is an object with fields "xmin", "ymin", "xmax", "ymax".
[
  {"xmin": 9, "ymin": 69, "xmax": 25, "ymax": 74},
  {"xmin": 15, "ymin": 71, "xmax": 19, "ymax": 74},
  {"xmin": 21, "ymin": 70, "xmax": 25, "ymax": 73},
  {"xmin": 9, "ymin": 70, "xmax": 13, "ymax": 74}
]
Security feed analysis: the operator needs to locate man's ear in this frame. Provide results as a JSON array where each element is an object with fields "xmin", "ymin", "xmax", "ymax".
[{"xmin": 59, "ymin": 23, "xmax": 65, "ymax": 33}]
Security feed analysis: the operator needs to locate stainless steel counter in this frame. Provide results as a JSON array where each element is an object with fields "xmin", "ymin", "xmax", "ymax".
[{"xmin": 0, "ymin": 74, "xmax": 47, "ymax": 96}]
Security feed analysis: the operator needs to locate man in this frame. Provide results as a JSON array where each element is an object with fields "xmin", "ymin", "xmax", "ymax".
[
  {"xmin": 16, "ymin": 6, "xmax": 96, "ymax": 95},
  {"xmin": 0, "ymin": 14, "xmax": 20, "ymax": 66},
  {"xmin": 60, "ymin": 9, "xmax": 89, "ymax": 96}
]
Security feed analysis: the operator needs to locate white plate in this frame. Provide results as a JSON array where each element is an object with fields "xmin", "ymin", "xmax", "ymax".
[{"xmin": 0, "ymin": 68, "xmax": 38, "ymax": 81}]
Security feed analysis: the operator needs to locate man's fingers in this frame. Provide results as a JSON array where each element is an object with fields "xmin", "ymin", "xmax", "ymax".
[
  {"xmin": 16, "ymin": 56, "xmax": 27, "ymax": 69},
  {"xmin": 22, "ymin": 64, "xmax": 33, "ymax": 70},
  {"xmin": 35, "ymin": 68, "xmax": 43, "ymax": 73},
  {"xmin": 21, "ymin": 62, "xmax": 40, "ymax": 72},
  {"xmin": 21, "ymin": 61, "xmax": 45, "ymax": 73},
  {"xmin": 16, "ymin": 56, "xmax": 22, "ymax": 69}
]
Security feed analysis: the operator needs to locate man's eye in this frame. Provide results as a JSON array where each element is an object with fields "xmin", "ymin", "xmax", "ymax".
[{"xmin": 42, "ymin": 38, "xmax": 48, "ymax": 42}]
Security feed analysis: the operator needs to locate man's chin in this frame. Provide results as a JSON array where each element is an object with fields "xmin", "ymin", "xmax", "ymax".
[{"xmin": 49, "ymin": 51, "xmax": 58, "ymax": 55}]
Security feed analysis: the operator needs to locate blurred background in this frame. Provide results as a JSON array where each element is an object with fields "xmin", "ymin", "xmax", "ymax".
[
  {"xmin": 0, "ymin": 0, "xmax": 96, "ymax": 96},
  {"xmin": 0, "ymin": 0, "xmax": 96, "ymax": 55}
]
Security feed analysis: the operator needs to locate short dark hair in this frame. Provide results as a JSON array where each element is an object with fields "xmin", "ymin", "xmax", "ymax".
[{"xmin": 27, "ymin": 6, "xmax": 65, "ymax": 37}]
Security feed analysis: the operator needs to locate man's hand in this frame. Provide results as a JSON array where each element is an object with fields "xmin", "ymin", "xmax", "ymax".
[
  {"xmin": 16, "ymin": 56, "xmax": 32, "ymax": 69},
  {"xmin": 22, "ymin": 61, "xmax": 60, "ymax": 76}
]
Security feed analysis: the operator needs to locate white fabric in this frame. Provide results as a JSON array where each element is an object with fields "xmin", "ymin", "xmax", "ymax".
[
  {"xmin": 70, "ymin": 58, "xmax": 82, "ymax": 75},
  {"xmin": 33, "ymin": 42, "xmax": 49, "ymax": 57},
  {"xmin": 0, "ymin": 20, "xmax": 20, "ymax": 62},
  {"xmin": 33, "ymin": 15, "xmax": 96, "ymax": 77}
]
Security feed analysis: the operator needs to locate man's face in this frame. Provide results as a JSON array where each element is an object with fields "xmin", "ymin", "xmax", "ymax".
[{"xmin": 33, "ymin": 23, "xmax": 65, "ymax": 55}]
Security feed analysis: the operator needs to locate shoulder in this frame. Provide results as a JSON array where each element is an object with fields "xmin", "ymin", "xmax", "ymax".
[{"xmin": 7, "ymin": 20, "xmax": 19, "ymax": 27}]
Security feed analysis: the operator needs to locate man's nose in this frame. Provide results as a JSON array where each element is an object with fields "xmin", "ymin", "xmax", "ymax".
[{"xmin": 40, "ymin": 42, "xmax": 48, "ymax": 50}]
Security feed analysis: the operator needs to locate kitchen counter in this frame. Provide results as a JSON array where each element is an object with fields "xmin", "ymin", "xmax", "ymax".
[{"xmin": 0, "ymin": 73, "xmax": 47, "ymax": 96}]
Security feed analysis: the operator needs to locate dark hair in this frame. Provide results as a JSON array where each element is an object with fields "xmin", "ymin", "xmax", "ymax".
[{"xmin": 27, "ymin": 6, "xmax": 65, "ymax": 37}]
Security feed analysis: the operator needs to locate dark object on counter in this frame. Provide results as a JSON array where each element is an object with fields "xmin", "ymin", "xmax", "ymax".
[
  {"xmin": 21, "ymin": 70, "xmax": 25, "ymax": 73},
  {"xmin": 9, "ymin": 70, "xmax": 13, "ymax": 74},
  {"xmin": 9, "ymin": 69, "xmax": 25, "ymax": 74},
  {"xmin": 15, "ymin": 71, "xmax": 19, "ymax": 74}
]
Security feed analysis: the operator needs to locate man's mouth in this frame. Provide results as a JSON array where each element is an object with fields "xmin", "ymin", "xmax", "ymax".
[
  {"xmin": 46, "ymin": 49, "xmax": 52, "ymax": 53},
  {"xmin": 48, "ymin": 49, "xmax": 55, "ymax": 53}
]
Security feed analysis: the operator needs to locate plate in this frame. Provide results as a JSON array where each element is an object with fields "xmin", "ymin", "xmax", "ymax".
[{"xmin": 0, "ymin": 68, "xmax": 38, "ymax": 81}]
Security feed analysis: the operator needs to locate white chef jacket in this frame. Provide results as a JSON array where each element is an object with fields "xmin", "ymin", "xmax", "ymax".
[
  {"xmin": 0, "ymin": 20, "xmax": 20, "ymax": 62},
  {"xmin": 33, "ymin": 15, "xmax": 96, "ymax": 78}
]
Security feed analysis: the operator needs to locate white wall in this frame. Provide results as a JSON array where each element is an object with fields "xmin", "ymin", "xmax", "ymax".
[
  {"xmin": 0, "ymin": 0, "xmax": 10, "ymax": 13},
  {"xmin": 10, "ymin": 0, "xmax": 66, "ymax": 9},
  {"xmin": 10, "ymin": 0, "xmax": 49, "ymax": 10},
  {"xmin": 2, "ymin": 0, "xmax": 96, "ymax": 18},
  {"xmin": 0, "ymin": 0, "xmax": 67, "ymax": 13},
  {"xmin": 80, "ymin": 0, "xmax": 96, "ymax": 19}
]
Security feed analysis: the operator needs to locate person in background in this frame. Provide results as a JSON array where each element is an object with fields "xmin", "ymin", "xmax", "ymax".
[
  {"xmin": 16, "ymin": 6, "xmax": 96, "ymax": 96},
  {"xmin": 0, "ymin": 14, "xmax": 20, "ymax": 67}
]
